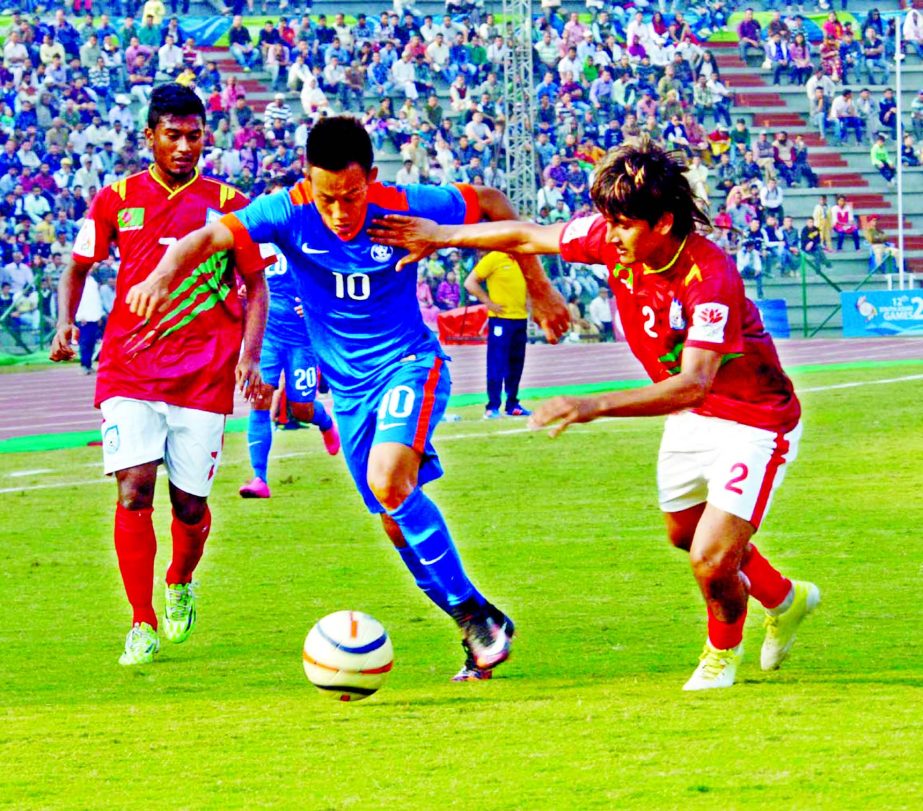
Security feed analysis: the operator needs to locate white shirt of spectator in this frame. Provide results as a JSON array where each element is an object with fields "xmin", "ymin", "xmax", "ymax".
[
  {"xmin": 157, "ymin": 41, "xmax": 183, "ymax": 73},
  {"xmin": 420, "ymin": 21, "xmax": 438, "ymax": 44},
  {"xmin": 75, "ymin": 274, "xmax": 103, "ymax": 323},
  {"xmin": 426, "ymin": 38, "xmax": 450, "ymax": 69},
  {"xmin": 588, "ymin": 294, "xmax": 613, "ymax": 329}
]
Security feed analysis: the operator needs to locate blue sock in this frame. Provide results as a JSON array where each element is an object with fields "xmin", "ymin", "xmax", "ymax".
[
  {"xmin": 247, "ymin": 408, "xmax": 272, "ymax": 481},
  {"xmin": 392, "ymin": 543, "xmax": 486, "ymax": 615},
  {"xmin": 386, "ymin": 488, "xmax": 477, "ymax": 608},
  {"xmin": 310, "ymin": 400, "xmax": 333, "ymax": 432}
]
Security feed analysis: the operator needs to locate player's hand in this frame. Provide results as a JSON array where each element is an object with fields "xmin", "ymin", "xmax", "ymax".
[
  {"xmin": 368, "ymin": 215, "xmax": 442, "ymax": 271},
  {"xmin": 49, "ymin": 323, "xmax": 78, "ymax": 362},
  {"xmin": 528, "ymin": 395, "xmax": 600, "ymax": 439},
  {"xmin": 486, "ymin": 300, "xmax": 505, "ymax": 315},
  {"xmin": 236, "ymin": 355, "xmax": 268, "ymax": 401},
  {"xmin": 530, "ymin": 284, "xmax": 571, "ymax": 344},
  {"xmin": 126, "ymin": 277, "xmax": 171, "ymax": 320}
]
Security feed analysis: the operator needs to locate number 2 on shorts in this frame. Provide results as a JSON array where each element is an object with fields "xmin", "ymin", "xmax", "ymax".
[{"xmin": 725, "ymin": 463, "xmax": 749, "ymax": 495}]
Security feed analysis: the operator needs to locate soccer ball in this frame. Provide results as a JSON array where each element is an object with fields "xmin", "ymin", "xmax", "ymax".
[{"xmin": 302, "ymin": 610, "xmax": 394, "ymax": 702}]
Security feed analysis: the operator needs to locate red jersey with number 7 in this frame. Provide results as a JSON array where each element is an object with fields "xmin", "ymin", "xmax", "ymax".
[
  {"xmin": 72, "ymin": 167, "xmax": 271, "ymax": 414},
  {"xmin": 559, "ymin": 214, "xmax": 800, "ymax": 432}
]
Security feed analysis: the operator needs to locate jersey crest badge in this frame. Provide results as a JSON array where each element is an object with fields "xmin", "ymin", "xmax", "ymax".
[
  {"xmin": 371, "ymin": 244, "xmax": 393, "ymax": 263},
  {"xmin": 117, "ymin": 208, "xmax": 144, "ymax": 231},
  {"xmin": 669, "ymin": 298, "xmax": 686, "ymax": 330}
]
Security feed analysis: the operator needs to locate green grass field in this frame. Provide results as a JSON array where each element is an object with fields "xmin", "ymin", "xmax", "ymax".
[{"xmin": 1, "ymin": 365, "xmax": 922, "ymax": 809}]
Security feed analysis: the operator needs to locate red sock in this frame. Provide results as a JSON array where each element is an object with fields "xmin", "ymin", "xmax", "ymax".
[
  {"xmin": 707, "ymin": 604, "xmax": 747, "ymax": 650},
  {"xmin": 742, "ymin": 544, "xmax": 792, "ymax": 609},
  {"xmin": 166, "ymin": 506, "xmax": 211, "ymax": 585},
  {"xmin": 114, "ymin": 503, "xmax": 157, "ymax": 629}
]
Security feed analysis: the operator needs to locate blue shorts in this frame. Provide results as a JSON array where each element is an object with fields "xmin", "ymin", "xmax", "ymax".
[
  {"xmin": 261, "ymin": 340, "xmax": 318, "ymax": 403},
  {"xmin": 336, "ymin": 352, "xmax": 450, "ymax": 513}
]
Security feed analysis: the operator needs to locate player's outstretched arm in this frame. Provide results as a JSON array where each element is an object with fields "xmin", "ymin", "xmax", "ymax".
[
  {"xmin": 473, "ymin": 186, "xmax": 570, "ymax": 343},
  {"xmin": 370, "ymin": 215, "xmax": 565, "ymax": 264},
  {"xmin": 126, "ymin": 221, "xmax": 235, "ymax": 320},
  {"xmin": 236, "ymin": 271, "xmax": 270, "ymax": 401},
  {"xmin": 49, "ymin": 259, "xmax": 94, "ymax": 362},
  {"xmin": 530, "ymin": 347, "xmax": 724, "ymax": 438},
  {"xmin": 370, "ymin": 204, "xmax": 569, "ymax": 342}
]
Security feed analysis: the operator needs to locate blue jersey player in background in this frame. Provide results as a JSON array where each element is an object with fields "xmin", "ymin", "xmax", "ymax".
[
  {"xmin": 240, "ymin": 220, "xmax": 341, "ymax": 500},
  {"xmin": 128, "ymin": 116, "xmax": 570, "ymax": 680}
]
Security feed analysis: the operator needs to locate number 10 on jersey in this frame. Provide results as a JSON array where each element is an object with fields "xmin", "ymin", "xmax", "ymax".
[{"xmin": 333, "ymin": 272, "xmax": 370, "ymax": 300}]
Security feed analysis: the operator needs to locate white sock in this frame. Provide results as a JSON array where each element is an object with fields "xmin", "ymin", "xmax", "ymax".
[{"xmin": 767, "ymin": 585, "xmax": 795, "ymax": 616}]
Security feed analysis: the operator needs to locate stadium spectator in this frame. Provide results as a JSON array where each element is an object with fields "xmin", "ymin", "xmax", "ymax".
[
  {"xmin": 864, "ymin": 214, "xmax": 901, "ymax": 273},
  {"xmin": 871, "ymin": 134, "xmax": 895, "ymax": 186},
  {"xmin": 737, "ymin": 218, "xmax": 765, "ymax": 298},
  {"xmin": 830, "ymin": 90, "xmax": 864, "ymax": 145},
  {"xmin": 862, "ymin": 27, "xmax": 889, "ymax": 85},
  {"xmin": 801, "ymin": 216, "xmax": 833, "ymax": 272},
  {"xmin": 737, "ymin": 9, "xmax": 763, "ymax": 62},
  {"xmin": 587, "ymin": 286, "xmax": 613, "ymax": 341},
  {"xmin": 905, "ymin": 9, "xmax": 923, "ymax": 60},
  {"xmin": 878, "ymin": 88, "xmax": 897, "ymax": 140},
  {"xmin": 831, "ymin": 195, "xmax": 861, "ymax": 251},
  {"xmin": 229, "ymin": 15, "xmax": 260, "ymax": 72}
]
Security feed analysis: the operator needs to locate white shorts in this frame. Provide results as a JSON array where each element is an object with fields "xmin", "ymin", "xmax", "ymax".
[
  {"xmin": 657, "ymin": 411, "xmax": 802, "ymax": 529},
  {"xmin": 99, "ymin": 397, "xmax": 226, "ymax": 498}
]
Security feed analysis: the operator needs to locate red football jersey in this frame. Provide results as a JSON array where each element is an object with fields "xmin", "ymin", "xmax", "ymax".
[
  {"xmin": 73, "ymin": 168, "xmax": 269, "ymax": 414},
  {"xmin": 559, "ymin": 215, "xmax": 800, "ymax": 432}
]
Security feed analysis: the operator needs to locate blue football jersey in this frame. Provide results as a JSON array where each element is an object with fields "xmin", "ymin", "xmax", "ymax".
[
  {"xmin": 264, "ymin": 247, "xmax": 311, "ymax": 346},
  {"xmin": 227, "ymin": 181, "xmax": 478, "ymax": 401}
]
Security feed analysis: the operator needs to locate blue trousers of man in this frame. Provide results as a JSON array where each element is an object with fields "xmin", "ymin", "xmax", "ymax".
[
  {"xmin": 486, "ymin": 317, "xmax": 527, "ymax": 413},
  {"xmin": 77, "ymin": 319, "xmax": 99, "ymax": 371}
]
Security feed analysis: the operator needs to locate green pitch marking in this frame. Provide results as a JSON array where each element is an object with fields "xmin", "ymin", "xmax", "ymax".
[{"xmin": 1, "ymin": 359, "xmax": 921, "ymax": 454}]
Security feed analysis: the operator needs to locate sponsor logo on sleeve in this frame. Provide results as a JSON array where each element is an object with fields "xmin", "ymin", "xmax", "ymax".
[
  {"xmin": 688, "ymin": 302, "xmax": 729, "ymax": 343},
  {"xmin": 73, "ymin": 218, "xmax": 96, "ymax": 257},
  {"xmin": 116, "ymin": 207, "xmax": 145, "ymax": 231},
  {"xmin": 561, "ymin": 214, "xmax": 600, "ymax": 244}
]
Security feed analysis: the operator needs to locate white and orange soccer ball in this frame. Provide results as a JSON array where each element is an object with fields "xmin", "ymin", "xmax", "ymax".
[{"xmin": 302, "ymin": 611, "xmax": 394, "ymax": 702}]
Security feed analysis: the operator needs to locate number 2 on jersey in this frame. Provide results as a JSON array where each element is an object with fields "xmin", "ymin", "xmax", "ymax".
[{"xmin": 641, "ymin": 305, "xmax": 657, "ymax": 337}]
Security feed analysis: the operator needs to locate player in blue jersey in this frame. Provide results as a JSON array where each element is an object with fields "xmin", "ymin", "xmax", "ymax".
[
  {"xmin": 240, "ymin": 229, "xmax": 341, "ymax": 499},
  {"xmin": 127, "ymin": 116, "xmax": 569, "ymax": 679}
]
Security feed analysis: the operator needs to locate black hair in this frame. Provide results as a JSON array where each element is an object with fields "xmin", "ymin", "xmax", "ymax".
[
  {"xmin": 306, "ymin": 115, "xmax": 374, "ymax": 174},
  {"xmin": 591, "ymin": 138, "xmax": 710, "ymax": 238},
  {"xmin": 147, "ymin": 83, "xmax": 205, "ymax": 130}
]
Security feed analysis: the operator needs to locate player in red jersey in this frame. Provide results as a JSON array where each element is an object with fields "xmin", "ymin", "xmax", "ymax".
[
  {"xmin": 49, "ymin": 84, "xmax": 271, "ymax": 666},
  {"xmin": 370, "ymin": 139, "xmax": 820, "ymax": 690}
]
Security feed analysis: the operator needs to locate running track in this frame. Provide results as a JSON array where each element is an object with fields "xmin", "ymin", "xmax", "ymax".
[{"xmin": 1, "ymin": 338, "xmax": 921, "ymax": 441}]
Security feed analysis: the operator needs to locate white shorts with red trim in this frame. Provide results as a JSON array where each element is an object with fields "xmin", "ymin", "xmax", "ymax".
[
  {"xmin": 657, "ymin": 411, "xmax": 802, "ymax": 529},
  {"xmin": 100, "ymin": 397, "xmax": 226, "ymax": 498}
]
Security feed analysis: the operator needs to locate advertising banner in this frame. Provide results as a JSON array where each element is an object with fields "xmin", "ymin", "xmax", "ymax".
[{"xmin": 842, "ymin": 290, "xmax": 923, "ymax": 337}]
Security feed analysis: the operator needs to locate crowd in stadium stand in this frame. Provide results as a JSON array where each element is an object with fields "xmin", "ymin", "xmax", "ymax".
[{"xmin": 1, "ymin": 2, "xmax": 921, "ymax": 351}]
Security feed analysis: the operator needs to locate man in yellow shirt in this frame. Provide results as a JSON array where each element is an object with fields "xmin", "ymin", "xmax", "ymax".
[{"xmin": 465, "ymin": 251, "xmax": 531, "ymax": 419}]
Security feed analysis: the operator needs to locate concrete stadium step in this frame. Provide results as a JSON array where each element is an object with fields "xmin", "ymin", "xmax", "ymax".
[
  {"xmin": 734, "ymin": 92, "xmax": 787, "ymax": 108},
  {"xmin": 721, "ymin": 74, "xmax": 766, "ymax": 87},
  {"xmin": 752, "ymin": 112, "xmax": 809, "ymax": 128}
]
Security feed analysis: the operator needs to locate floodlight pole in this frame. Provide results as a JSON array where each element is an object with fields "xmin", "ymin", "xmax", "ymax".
[
  {"xmin": 501, "ymin": 0, "xmax": 537, "ymax": 219},
  {"xmin": 895, "ymin": 19, "xmax": 906, "ymax": 290}
]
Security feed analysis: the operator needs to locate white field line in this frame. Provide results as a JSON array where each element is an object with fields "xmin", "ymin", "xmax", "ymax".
[{"xmin": 2, "ymin": 372, "xmax": 920, "ymax": 495}]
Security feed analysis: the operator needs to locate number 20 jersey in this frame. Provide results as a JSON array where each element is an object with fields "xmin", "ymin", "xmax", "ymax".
[{"xmin": 222, "ymin": 181, "xmax": 479, "ymax": 405}]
